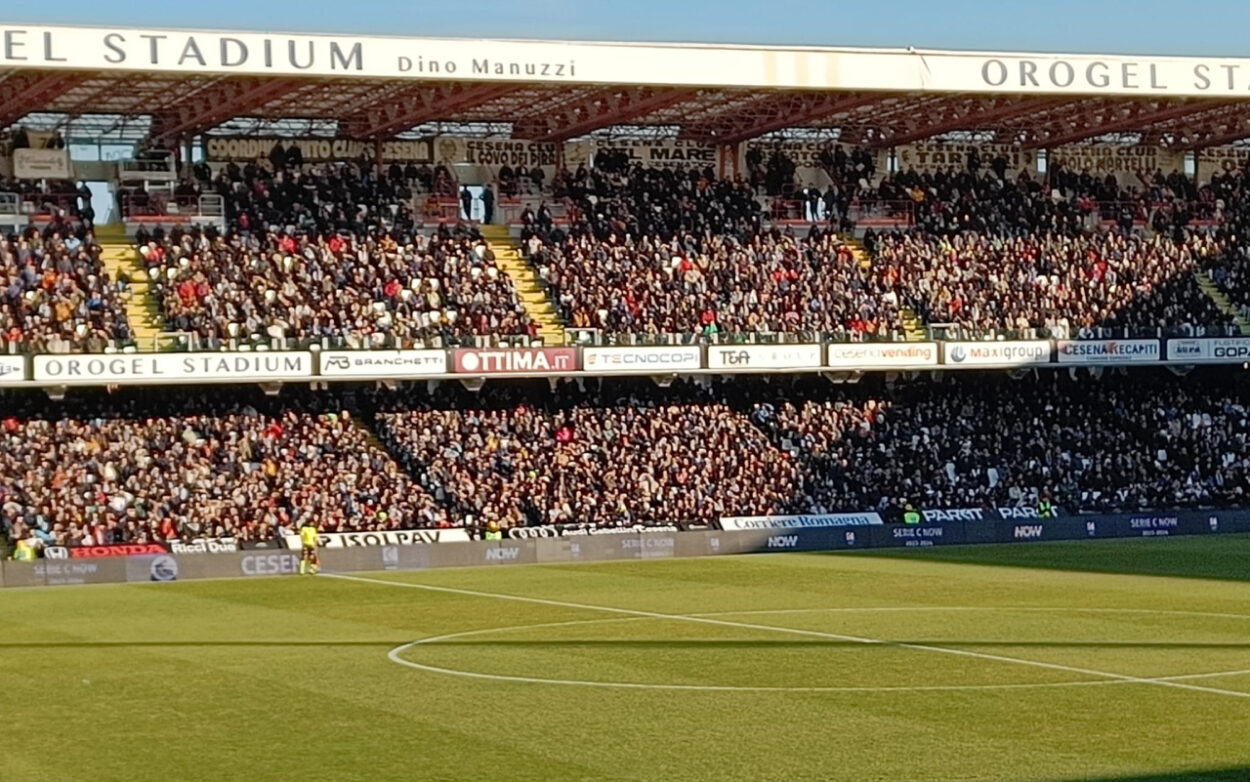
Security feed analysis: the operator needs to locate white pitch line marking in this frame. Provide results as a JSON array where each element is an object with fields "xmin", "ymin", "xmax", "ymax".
[{"xmin": 324, "ymin": 572, "xmax": 1250, "ymax": 700}]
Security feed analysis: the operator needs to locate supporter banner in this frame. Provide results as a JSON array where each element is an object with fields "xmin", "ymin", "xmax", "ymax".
[
  {"xmin": 32, "ymin": 352, "xmax": 313, "ymax": 384},
  {"xmin": 895, "ymin": 142, "xmax": 1036, "ymax": 176},
  {"xmin": 707, "ymin": 344, "xmax": 823, "ymax": 371},
  {"xmin": 592, "ymin": 138, "xmax": 720, "ymax": 170},
  {"xmin": 1195, "ymin": 146, "xmax": 1250, "ymax": 180},
  {"xmin": 506, "ymin": 523, "xmax": 680, "ymax": 539},
  {"xmin": 204, "ymin": 137, "xmax": 432, "ymax": 163},
  {"xmin": 1050, "ymin": 144, "xmax": 1183, "ymax": 175},
  {"xmin": 318, "ymin": 349, "xmax": 448, "ymax": 377},
  {"xmin": 827, "ymin": 342, "xmax": 938, "ymax": 369},
  {"xmin": 13, "ymin": 148, "xmax": 71, "ymax": 179},
  {"xmin": 742, "ymin": 140, "xmax": 881, "ymax": 175},
  {"xmin": 282, "ymin": 529, "xmax": 473, "ymax": 549},
  {"xmin": 0, "ymin": 355, "xmax": 25, "ymax": 385},
  {"xmin": 1166, "ymin": 337, "xmax": 1250, "ymax": 363},
  {"xmin": 167, "ymin": 539, "xmax": 239, "ymax": 555},
  {"xmin": 582, "ymin": 346, "xmax": 702, "ymax": 373},
  {"xmin": 453, "ymin": 347, "xmax": 579, "ymax": 375},
  {"xmin": 717, "ymin": 513, "xmax": 884, "ymax": 530},
  {"xmin": 1056, "ymin": 339, "xmax": 1159, "ymax": 364},
  {"xmin": 942, "ymin": 341, "xmax": 1051, "ymax": 367},
  {"xmin": 434, "ymin": 137, "xmax": 558, "ymax": 169}
]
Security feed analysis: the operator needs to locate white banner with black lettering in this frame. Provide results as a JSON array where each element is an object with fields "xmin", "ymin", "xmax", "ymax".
[
  {"xmin": 942, "ymin": 341, "xmax": 1051, "ymax": 367},
  {"xmin": 1166, "ymin": 337, "xmax": 1250, "ymax": 363},
  {"xmin": 1196, "ymin": 146, "xmax": 1250, "ymax": 182},
  {"xmin": 718, "ymin": 513, "xmax": 883, "ymax": 530},
  {"xmin": 318, "ymin": 349, "xmax": 447, "ymax": 377},
  {"xmin": 592, "ymin": 138, "xmax": 720, "ymax": 170},
  {"xmin": 582, "ymin": 346, "xmax": 702, "ymax": 373},
  {"xmin": 32, "ymin": 351, "xmax": 313, "ymax": 383},
  {"xmin": 1056, "ymin": 339, "xmax": 1160, "ymax": 364},
  {"xmin": 283, "ymin": 529, "xmax": 472, "ymax": 549},
  {"xmin": 203, "ymin": 137, "xmax": 432, "ymax": 163},
  {"xmin": 707, "ymin": 344, "xmax": 823, "ymax": 371},
  {"xmin": 895, "ymin": 142, "xmax": 1036, "ymax": 177},
  {"xmin": 0, "ymin": 355, "xmax": 25, "ymax": 385},
  {"xmin": 827, "ymin": 342, "xmax": 938, "ymax": 369},
  {"xmin": 13, "ymin": 148, "xmax": 71, "ymax": 179}
]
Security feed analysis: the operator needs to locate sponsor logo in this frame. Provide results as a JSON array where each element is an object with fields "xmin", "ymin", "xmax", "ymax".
[
  {"xmin": 453, "ymin": 348, "xmax": 578, "ymax": 375},
  {"xmin": 485, "ymin": 546, "xmax": 522, "ymax": 561},
  {"xmin": 149, "ymin": 555, "xmax": 179, "ymax": 582},
  {"xmin": 944, "ymin": 341, "xmax": 1050, "ymax": 366},
  {"xmin": 282, "ymin": 529, "xmax": 472, "ymax": 548},
  {"xmin": 1167, "ymin": 338, "xmax": 1250, "ymax": 363},
  {"xmin": 1057, "ymin": 339, "xmax": 1159, "ymax": 364},
  {"xmin": 1014, "ymin": 525, "xmax": 1045, "ymax": 539},
  {"xmin": 168, "ymin": 539, "xmax": 239, "ymax": 555},
  {"xmin": 241, "ymin": 553, "xmax": 300, "ymax": 576},
  {"xmin": 318, "ymin": 350, "xmax": 448, "ymax": 377},
  {"xmin": 382, "ymin": 546, "xmax": 400, "ymax": 569},
  {"xmin": 1129, "ymin": 516, "xmax": 1179, "ymax": 530},
  {"xmin": 0, "ymin": 356, "xmax": 24, "ymax": 381},
  {"xmin": 767, "ymin": 535, "xmax": 800, "ymax": 549},
  {"xmin": 920, "ymin": 508, "xmax": 986, "ymax": 522},
  {"xmin": 718, "ymin": 513, "xmax": 883, "ymax": 530},
  {"xmin": 827, "ymin": 343, "xmax": 938, "ymax": 368},
  {"xmin": 582, "ymin": 347, "xmax": 702, "ymax": 372},
  {"xmin": 69, "ymin": 543, "xmax": 168, "ymax": 558},
  {"xmin": 707, "ymin": 344, "xmax": 822, "ymax": 370},
  {"xmin": 43, "ymin": 546, "xmax": 69, "ymax": 560},
  {"xmin": 621, "ymin": 537, "xmax": 676, "ymax": 550},
  {"xmin": 33, "ymin": 352, "xmax": 312, "ymax": 383},
  {"xmin": 997, "ymin": 506, "xmax": 1063, "ymax": 520}
]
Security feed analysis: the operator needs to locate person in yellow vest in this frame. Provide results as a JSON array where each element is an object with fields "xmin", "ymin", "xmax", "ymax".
[
  {"xmin": 484, "ymin": 521, "xmax": 503, "ymax": 541},
  {"xmin": 902, "ymin": 505, "xmax": 921, "ymax": 525},
  {"xmin": 1038, "ymin": 497, "xmax": 1054, "ymax": 519},
  {"xmin": 298, "ymin": 521, "xmax": 320, "ymax": 575},
  {"xmin": 12, "ymin": 538, "xmax": 37, "ymax": 562}
]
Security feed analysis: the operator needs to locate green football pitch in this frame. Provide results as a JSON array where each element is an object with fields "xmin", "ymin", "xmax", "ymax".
[{"xmin": 4, "ymin": 536, "xmax": 1250, "ymax": 782}]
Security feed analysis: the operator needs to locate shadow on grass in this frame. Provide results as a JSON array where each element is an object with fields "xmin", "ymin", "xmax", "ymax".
[
  {"xmin": 1040, "ymin": 769, "xmax": 1250, "ymax": 782},
  {"xmin": 833, "ymin": 534, "xmax": 1250, "ymax": 583},
  {"xmin": 6, "ymin": 639, "xmax": 1250, "ymax": 650}
]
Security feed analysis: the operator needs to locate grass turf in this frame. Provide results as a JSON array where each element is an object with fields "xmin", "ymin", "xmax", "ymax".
[{"xmin": 2, "ymin": 535, "xmax": 1250, "ymax": 782}]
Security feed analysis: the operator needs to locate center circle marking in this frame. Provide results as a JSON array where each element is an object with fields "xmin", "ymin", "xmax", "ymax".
[{"xmin": 388, "ymin": 606, "xmax": 1250, "ymax": 693}]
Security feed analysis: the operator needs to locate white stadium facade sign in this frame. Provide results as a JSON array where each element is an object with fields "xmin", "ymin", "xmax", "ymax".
[{"xmin": 6, "ymin": 24, "xmax": 1250, "ymax": 96}]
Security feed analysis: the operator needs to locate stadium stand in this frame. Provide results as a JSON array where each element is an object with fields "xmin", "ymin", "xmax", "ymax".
[{"xmin": 3, "ymin": 370, "xmax": 1247, "ymax": 542}]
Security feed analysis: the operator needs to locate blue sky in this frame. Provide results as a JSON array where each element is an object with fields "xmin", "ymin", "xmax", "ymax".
[{"xmin": 3, "ymin": 0, "xmax": 1247, "ymax": 56}]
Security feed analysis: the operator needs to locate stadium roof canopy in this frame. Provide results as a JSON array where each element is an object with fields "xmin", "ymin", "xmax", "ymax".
[{"xmin": 5, "ymin": 23, "xmax": 1250, "ymax": 148}]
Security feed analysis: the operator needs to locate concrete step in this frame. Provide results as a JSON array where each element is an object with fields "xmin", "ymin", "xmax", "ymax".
[
  {"xmin": 487, "ymin": 235, "xmax": 565, "ymax": 345},
  {"xmin": 1196, "ymin": 270, "xmax": 1250, "ymax": 336},
  {"xmin": 99, "ymin": 240, "xmax": 166, "ymax": 344}
]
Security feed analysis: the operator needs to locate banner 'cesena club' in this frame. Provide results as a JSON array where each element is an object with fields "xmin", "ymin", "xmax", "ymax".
[
  {"xmin": 0, "ymin": 355, "xmax": 25, "ymax": 385},
  {"xmin": 318, "ymin": 349, "xmax": 447, "ymax": 377},
  {"xmin": 204, "ymin": 136, "xmax": 432, "ymax": 163},
  {"xmin": 717, "ymin": 513, "xmax": 884, "ymax": 530},
  {"xmin": 826, "ymin": 342, "xmax": 938, "ymax": 369},
  {"xmin": 1166, "ymin": 337, "xmax": 1250, "ymax": 363},
  {"xmin": 506, "ymin": 523, "xmax": 680, "ymax": 539},
  {"xmin": 453, "ymin": 347, "xmax": 578, "ymax": 375},
  {"xmin": 32, "ymin": 352, "xmax": 314, "ymax": 383},
  {"xmin": 582, "ymin": 346, "xmax": 702, "ymax": 373},
  {"xmin": 1056, "ymin": 339, "xmax": 1159, "ymax": 364},
  {"xmin": 943, "ymin": 341, "xmax": 1051, "ymax": 367},
  {"xmin": 282, "ymin": 529, "xmax": 473, "ymax": 549},
  {"xmin": 707, "ymin": 344, "xmax": 823, "ymax": 370}
]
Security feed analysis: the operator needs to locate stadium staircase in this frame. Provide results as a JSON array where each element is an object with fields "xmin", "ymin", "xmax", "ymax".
[
  {"xmin": 846, "ymin": 238, "xmax": 928, "ymax": 342},
  {"xmin": 1195, "ymin": 270, "xmax": 1250, "ymax": 336},
  {"xmin": 96, "ymin": 224, "xmax": 165, "ymax": 349},
  {"xmin": 479, "ymin": 224, "xmax": 566, "ymax": 345}
]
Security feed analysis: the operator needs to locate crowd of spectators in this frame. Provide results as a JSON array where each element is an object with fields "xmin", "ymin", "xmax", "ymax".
[
  {"xmin": 3, "ymin": 370, "xmax": 1248, "ymax": 547},
  {"xmin": 1, "ymin": 227, "xmax": 132, "ymax": 353},
  {"xmin": 868, "ymin": 228, "xmax": 1234, "ymax": 338},
  {"xmin": 0, "ymin": 388, "xmax": 444, "ymax": 548},
  {"xmin": 374, "ymin": 380, "xmax": 801, "ymax": 527},
  {"xmin": 751, "ymin": 369, "xmax": 1250, "ymax": 517},
  {"xmin": 141, "ymin": 223, "xmax": 533, "ymax": 348}
]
